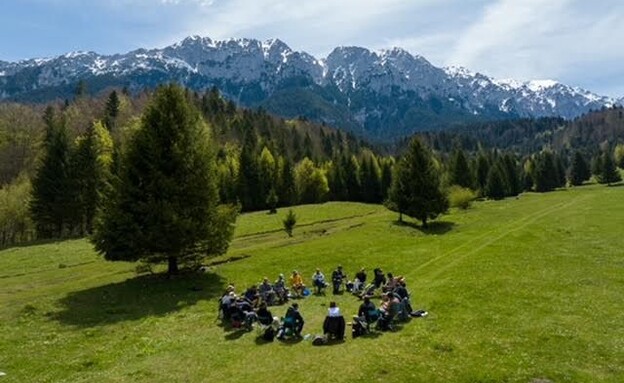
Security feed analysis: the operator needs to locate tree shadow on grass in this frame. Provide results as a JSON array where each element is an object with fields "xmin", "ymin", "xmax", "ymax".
[
  {"xmin": 52, "ymin": 271, "xmax": 225, "ymax": 328},
  {"xmin": 392, "ymin": 220, "xmax": 455, "ymax": 235}
]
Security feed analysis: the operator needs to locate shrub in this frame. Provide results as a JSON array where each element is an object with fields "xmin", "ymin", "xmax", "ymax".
[
  {"xmin": 283, "ymin": 209, "xmax": 297, "ymax": 237},
  {"xmin": 448, "ymin": 186, "xmax": 477, "ymax": 210}
]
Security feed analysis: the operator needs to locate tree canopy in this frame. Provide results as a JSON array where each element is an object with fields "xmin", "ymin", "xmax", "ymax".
[{"xmin": 92, "ymin": 84, "xmax": 238, "ymax": 274}]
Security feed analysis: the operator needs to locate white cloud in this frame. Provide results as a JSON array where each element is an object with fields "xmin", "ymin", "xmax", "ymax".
[{"xmin": 447, "ymin": 0, "xmax": 624, "ymax": 96}]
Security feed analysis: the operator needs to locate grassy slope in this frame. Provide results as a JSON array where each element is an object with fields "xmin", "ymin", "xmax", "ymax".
[{"xmin": 0, "ymin": 188, "xmax": 623, "ymax": 383}]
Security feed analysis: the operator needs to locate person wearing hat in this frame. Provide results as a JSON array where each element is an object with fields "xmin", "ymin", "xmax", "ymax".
[
  {"xmin": 289, "ymin": 270, "xmax": 305, "ymax": 298},
  {"xmin": 331, "ymin": 265, "xmax": 347, "ymax": 294}
]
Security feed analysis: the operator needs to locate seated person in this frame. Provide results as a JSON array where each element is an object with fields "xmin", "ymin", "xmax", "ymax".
[
  {"xmin": 219, "ymin": 291, "xmax": 236, "ymax": 321},
  {"xmin": 323, "ymin": 301, "xmax": 345, "ymax": 340},
  {"xmin": 288, "ymin": 270, "xmax": 305, "ymax": 297},
  {"xmin": 377, "ymin": 293, "xmax": 401, "ymax": 331},
  {"xmin": 273, "ymin": 274, "xmax": 289, "ymax": 304},
  {"xmin": 373, "ymin": 268, "xmax": 387, "ymax": 289},
  {"xmin": 243, "ymin": 285, "xmax": 260, "ymax": 307},
  {"xmin": 233, "ymin": 296, "xmax": 256, "ymax": 330},
  {"xmin": 351, "ymin": 267, "xmax": 367, "ymax": 292},
  {"xmin": 255, "ymin": 301, "xmax": 274, "ymax": 326},
  {"xmin": 358, "ymin": 296, "xmax": 379, "ymax": 326},
  {"xmin": 279, "ymin": 303, "xmax": 304, "ymax": 338},
  {"xmin": 312, "ymin": 268, "xmax": 328, "ymax": 294},
  {"xmin": 258, "ymin": 277, "xmax": 276, "ymax": 305},
  {"xmin": 394, "ymin": 280, "xmax": 409, "ymax": 300},
  {"xmin": 331, "ymin": 265, "xmax": 347, "ymax": 294},
  {"xmin": 383, "ymin": 273, "xmax": 404, "ymax": 293}
]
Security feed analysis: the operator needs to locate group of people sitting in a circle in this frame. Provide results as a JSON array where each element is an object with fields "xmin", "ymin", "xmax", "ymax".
[{"xmin": 218, "ymin": 266, "xmax": 425, "ymax": 343}]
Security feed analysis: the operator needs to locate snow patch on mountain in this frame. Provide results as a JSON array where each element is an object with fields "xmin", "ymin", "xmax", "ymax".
[{"xmin": 0, "ymin": 35, "xmax": 617, "ymax": 128}]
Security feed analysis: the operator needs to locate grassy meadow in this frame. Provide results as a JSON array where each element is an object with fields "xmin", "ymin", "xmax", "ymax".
[{"xmin": 1, "ymin": 184, "xmax": 623, "ymax": 382}]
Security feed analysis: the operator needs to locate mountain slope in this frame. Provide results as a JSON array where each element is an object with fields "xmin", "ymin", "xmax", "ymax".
[{"xmin": 0, "ymin": 36, "xmax": 619, "ymax": 140}]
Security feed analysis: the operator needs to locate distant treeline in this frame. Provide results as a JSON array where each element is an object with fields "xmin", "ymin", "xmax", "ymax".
[{"xmin": 0, "ymin": 86, "xmax": 622, "ymax": 248}]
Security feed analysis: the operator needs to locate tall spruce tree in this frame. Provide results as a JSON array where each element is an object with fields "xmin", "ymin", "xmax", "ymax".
[
  {"xmin": 449, "ymin": 147, "xmax": 473, "ymax": 188},
  {"xmin": 92, "ymin": 84, "xmax": 237, "ymax": 274},
  {"xmin": 104, "ymin": 90, "xmax": 120, "ymax": 130},
  {"xmin": 569, "ymin": 151, "xmax": 590, "ymax": 186},
  {"xmin": 484, "ymin": 163, "xmax": 506, "ymax": 200},
  {"xmin": 533, "ymin": 151, "xmax": 559, "ymax": 192},
  {"xmin": 71, "ymin": 121, "xmax": 113, "ymax": 234},
  {"xmin": 386, "ymin": 138, "xmax": 448, "ymax": 226},
  {"xmin": 599, "ymin": 150, "xmax": 622, "ymax": 185},
  {"xmin": 237, "ymin": 133, "xmax": 261, "ymax": 211},
  {"xmin": 30, "ymin": 107, "xmax": 75, "ymax": 238},
  {"xmin": 475, "ymin": 152, "xmax": 490, "ymax": 194}
]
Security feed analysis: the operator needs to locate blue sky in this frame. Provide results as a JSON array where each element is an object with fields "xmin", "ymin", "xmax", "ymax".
[{"xmin": 1, "ymin": 0, "xmax": 623, "ymax": 97}]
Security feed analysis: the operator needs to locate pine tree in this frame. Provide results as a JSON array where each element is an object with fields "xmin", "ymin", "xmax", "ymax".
[
  {"xmin": 92, "ymin": 84, "xmax": 238, "ymax": 274},
  {"xmin": 283, "ymin": 209, "xmax": 297, "ymax": 237},
  {"xmin": 360, "ymin": 156, "xmax": 382, "ymax": 203},
  {"xmin": 343, "ymin": 155, "xmax": 361, "ymax": 201},
  {"xmin": 484, "ymin": 164, "xmax": 506, "ymax": 200},
  {"xmin": 449, "ymin": 147, "xmax": 473, "ymax": 188},
  {"xmin": 475, "ymin": 152, "xmax": 490, "ymax": 194},
  {"xmin": 104, "ymin": 90, "xmax": 120, "ymax": 131},
  {"xmin": 386, "ymin": 138, "xmax": 448, "ymax": 227},
  {"xmin": 534, "ymin": 151, "xmax": 559, "ymax": 192},
  {"xmin": 71, "ymin": 121, "xmax": 113, "ymax": 234},
  {"xmin": 278, "ymin": 157, "xmax": 296, "ymax": 206},
  {"xmin": 599, "ymin": 150, "xmax": 622, "ymax": 185},
  {"xmin": 501, "ymin": 154, "xmax": 520, "ymax": 196},
  {"xmin": 30, "ymin": 107, "xmax": 75, "ymax": 238},
  {"xmin": 237, "ymin": 133, "xmax": 261, "ymax": 211},
  {"xmin": 569, "ymin": 151, "xmax": 590, "ymax": 186}
]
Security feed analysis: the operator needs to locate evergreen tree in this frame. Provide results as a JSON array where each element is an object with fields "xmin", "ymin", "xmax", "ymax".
[
  {"xmin": 30, "ymin": 107, "xmax": 74, "ymax": 238},
  {"xmin": 449, "ymin": 147, "xmax": 473, "ymax": 188},
  {"xmin": 92, "ymin": 84, "xmax": 237, "ymax": 274},
  {"xmin": 71, "ymin": 121, "xmax": 113, "ymax": 234},
  {"xmin": 379, "ymin": 158, "xmax": 393, "ymax": 201},
  {"xmin": 475, "ymin": 152, "xmax": 490, "ymax": 194},
  {"xmin": 599, "ymin": 150, "xmax": 622, "ymax": 185},
  {"xmin": 501, "ymin": 154, "xmax": 521, "ymax": 196},
  {"xmin": 360, "ymin": 156, "xmax": 382, "ymax": 203},
  {"xmin": 343, "ymin": 155, "xmax": 361, "ymax": 201},
  {"xmin": 569, "ymin": 151, "xmax": 590, "ymax": 186},
  {"xmin": 278, "ymin": 157, "xmax": 296, "ymax": 206},
  {"xmin": 484, "ymin": 164, "xmax": 506, "ymax": 200},
  {"xmin": 237, "ymin": 133, "xmax": 261, "ymax": 211},
  {"xmin": 327, "ymin": 154, "xmax": 347, "ymax": 201},
  {"xmin": 283, "ymin": 209, "xmax": 296, "ymax": 237},
  {"xmin": 386, "ymin": 138, "xmax": 448, "ymax": 227},
  {"xmin": 591, "ymin": 154, "xmax": 603, "ymax": 179},
  {"xmin": 533, "ymin": 151, "xmax": 559, "ymax": 192},
  {"xmin": 104, "ymin": 90, "xmax": 120, "ymax": 130}
]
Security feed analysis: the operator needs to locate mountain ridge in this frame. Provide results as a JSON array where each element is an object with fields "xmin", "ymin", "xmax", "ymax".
[{"xmin": 0, "ymin": 36, "xmax": 620, "ymax": 140}]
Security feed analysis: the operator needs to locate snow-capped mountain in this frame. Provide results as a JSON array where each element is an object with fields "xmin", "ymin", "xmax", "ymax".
[{"xmin": 0, "ymin": 36, "xmax": 619, "ymax": 140}]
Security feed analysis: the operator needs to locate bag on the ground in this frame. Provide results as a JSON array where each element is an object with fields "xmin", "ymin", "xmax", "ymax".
[
  {"xmin": 312, "ymin": 335, "xmax": 327, "ymax": 346},
  {"xmin": 410, "ymin": 310, "xmax": 428, "ymax": 317}
]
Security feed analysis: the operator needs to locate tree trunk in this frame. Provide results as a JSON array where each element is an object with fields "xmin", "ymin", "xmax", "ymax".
[
  {"xmin": 398, "ymin": 211, "xmax": 403, "ymax": 223},
  {"xmin": 168, "ymin": 256, "xmax": 179, "ymax": 274},
  {"xmin": 422, "ymin": 217, "xmax": 428, "ymax": 228}
]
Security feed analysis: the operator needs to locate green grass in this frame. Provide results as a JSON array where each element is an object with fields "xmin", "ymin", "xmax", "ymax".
[{"xmin": 1, "ymin": 186, "xmax": 623, "ymax": 382}]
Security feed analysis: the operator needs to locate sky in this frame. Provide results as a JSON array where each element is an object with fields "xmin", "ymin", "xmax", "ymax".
[{"xmin": 1, "ymin": 0, "xmax": 623, "ymax": 97}]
